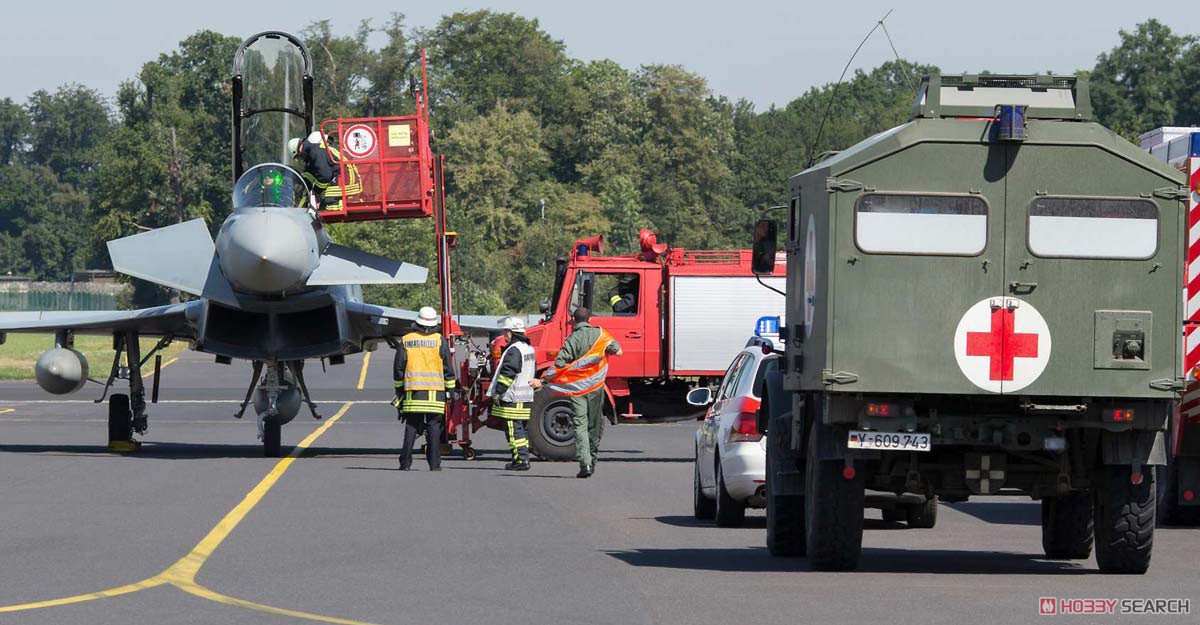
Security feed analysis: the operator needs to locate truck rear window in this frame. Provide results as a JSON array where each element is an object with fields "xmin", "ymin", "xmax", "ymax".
[
  {"xmin": 854, "ymin": 193, "xmax": 988, "ymax": 256},
  {"xmin": 1027, "ymin": 197, "xmax": 1158, "ymax": 259}
]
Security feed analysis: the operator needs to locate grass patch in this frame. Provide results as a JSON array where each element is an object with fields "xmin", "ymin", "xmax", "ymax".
[{"xmin": 0, "ymin": 334, "xmax": 186, "ymax": 381}]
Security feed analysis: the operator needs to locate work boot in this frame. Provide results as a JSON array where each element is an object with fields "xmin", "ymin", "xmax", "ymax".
[
  {"xmin": 505, "ymin": 461, "xmax": 530, "ymax": 471},
  {"xmin": 576, "ymin": 467, "xmax": 593, "ymax": 479},
  {"xmin": 429, "ymin": 466, "xmax": 443, "ymax": 472}
]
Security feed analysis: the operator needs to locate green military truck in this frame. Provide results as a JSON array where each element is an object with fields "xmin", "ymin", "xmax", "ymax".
[{"xmin": 752, "ymin": 74, "xmax": 1184, "ymax": 573}]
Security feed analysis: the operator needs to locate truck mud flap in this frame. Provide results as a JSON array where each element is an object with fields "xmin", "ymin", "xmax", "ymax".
[{"xmin": 1102, "ymin": 430, "xmax": 1166, "ymax": 466}]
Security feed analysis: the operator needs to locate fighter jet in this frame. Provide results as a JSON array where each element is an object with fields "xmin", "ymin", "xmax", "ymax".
[{"xmin": 0, "ymin": 31, "xmax": 455, "ymax": 456}]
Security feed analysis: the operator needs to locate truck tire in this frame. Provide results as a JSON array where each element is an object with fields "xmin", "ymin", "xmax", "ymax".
[
  {"xmin": 528, "ymin": 393, "xmax": 576, "ymax": 461},
  {"xmin": 804, "ymin": 422, "xmax": 864, "ymax": 571},
  {"xmin": 1040, "ymin": 492, "xmax": 1093, "ymax": 559},
  {"xmin": 715, "ymin": 461, "xmax": 747, "ymax": 527},
  {"xmin": 1093, "ymin": 465, "xmax": 1155, "ymax": 574},
  {"xmin": 693, "ymin": 450, "xmax": 716, "ymax": 519},
  {"xmin": 765, "ymin": 421, "xmax": 805, "ymax": 556},
  {"xmin": 906, "ymin": 497, "xmax": 938, "ymax": 529},
  {"xmin": 881, "ymin": 507, "xmax": 905, "ymax": 523},
  {"xmin": 108, "ymin": 393, "xmax": 133, "ymax": 443}
]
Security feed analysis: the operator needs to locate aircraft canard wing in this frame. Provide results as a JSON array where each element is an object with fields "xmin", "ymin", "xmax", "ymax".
[
  {"xmin": 107, "ymin": 219, "xmax": 238, "ymax": 307},
  {"xmin": 306, "ymin": 244, "xmax": 428, "ymax": 286},
  {"xmin": 0, "ymin": 302, "xmax": 198, "ymax": 337}
]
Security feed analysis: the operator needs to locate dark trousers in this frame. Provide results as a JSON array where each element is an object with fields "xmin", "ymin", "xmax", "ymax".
[
  {"xmin": 400, "ymin": 412, "xmax": 442, "ymax": 469},
  {"xmin": 503, "ymin": 418, "xmax": 530, "ymax": 464}
]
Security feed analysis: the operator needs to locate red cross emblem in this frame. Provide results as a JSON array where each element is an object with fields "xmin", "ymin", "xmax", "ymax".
[{"xmin": 965, "ymin": 308, "xmax": 1039, "ymax": 381}]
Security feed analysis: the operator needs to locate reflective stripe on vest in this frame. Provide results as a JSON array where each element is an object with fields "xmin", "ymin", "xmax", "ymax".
[
  {"xmin": 546, "ymin": 329, "xmax": 614, "ymax": 396},
  {"xmin": 489, "ymin": 342, "xmax": 537, "ymax": 404},
  {"xmin": 402, "ymin": 332, "xmax": 446, "ymax": 391}
]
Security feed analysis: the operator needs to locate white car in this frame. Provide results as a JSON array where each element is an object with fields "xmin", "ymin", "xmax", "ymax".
[{"xmin": 690, "ymin": 338, "xmax": 779, "ymax": 526}]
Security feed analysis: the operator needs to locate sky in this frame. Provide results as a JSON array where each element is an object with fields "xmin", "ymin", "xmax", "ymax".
[{"xmin": 4, "ymin": 0, "xmax": 1200, "ymax": 110}]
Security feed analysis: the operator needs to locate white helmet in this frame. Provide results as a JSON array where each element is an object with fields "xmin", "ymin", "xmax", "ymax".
[
  {"xmin": 415, "ymin": 306, "xmax": 440, "ymax": 328},
  {"xmin": 500, "ymin": 316, "xmax": 526, "ymax": 333},
  {"xmin": 287, "ymin": 137, "xmax": 301, "ymax": 156}
]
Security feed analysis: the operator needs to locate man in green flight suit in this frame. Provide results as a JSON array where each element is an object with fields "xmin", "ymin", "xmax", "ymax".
[{"xmin": 544, "ymin": 307, "xmax": 622, "ymax": 478}]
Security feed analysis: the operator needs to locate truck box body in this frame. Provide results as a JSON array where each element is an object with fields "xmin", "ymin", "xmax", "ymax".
[
  {"xmin": 669, "ymin": 273, "xmax": 785, "ymax": 374},
  {"xmin": 786, "ymin": 78, "xmax": 1184, "ymax": 401}
]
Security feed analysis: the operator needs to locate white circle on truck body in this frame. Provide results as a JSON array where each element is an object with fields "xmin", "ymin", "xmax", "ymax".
[{"xmin": 953, "ymin": 297, "xmax": 1051, "ymax": 393}]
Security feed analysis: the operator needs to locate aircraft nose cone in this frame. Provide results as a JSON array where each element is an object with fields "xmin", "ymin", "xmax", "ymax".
[{"xmin": 217, "ymin": 211, "xmax": 318, "ymax": 294}]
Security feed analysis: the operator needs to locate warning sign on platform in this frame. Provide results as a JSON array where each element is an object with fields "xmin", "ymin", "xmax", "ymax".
[
  {"xmin": 343, "ymin": 124, "xmax": 377, "ymax": 158},
  {"xmin": 388, "ymin": 124, "xmax": 412, "ymax": 147}
]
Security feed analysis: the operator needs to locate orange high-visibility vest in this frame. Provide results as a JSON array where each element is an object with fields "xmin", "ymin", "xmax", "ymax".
[{"xmin": 546, "ymin": 329, "xmax": 615, "ymax": 396}]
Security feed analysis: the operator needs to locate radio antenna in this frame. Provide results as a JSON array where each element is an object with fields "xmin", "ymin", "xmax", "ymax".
[{"xmin": 806, "ymin": 9, "xmax": 895, "ymax": 168}]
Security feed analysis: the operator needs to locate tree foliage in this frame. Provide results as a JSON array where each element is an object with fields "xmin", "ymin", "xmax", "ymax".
[{"xmin": 3, "ymin": 14, "xmax": 1195, "ymax": 315}]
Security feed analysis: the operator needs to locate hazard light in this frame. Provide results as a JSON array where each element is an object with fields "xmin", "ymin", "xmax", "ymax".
[{"xmin": 866, "ymin": 402, "xmax": 899, "ymax": 417}]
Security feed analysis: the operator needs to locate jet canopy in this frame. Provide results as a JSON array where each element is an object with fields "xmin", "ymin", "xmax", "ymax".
[{"xmin": 233, "ymin": 164, "xmax": 309, "ymax": 209}]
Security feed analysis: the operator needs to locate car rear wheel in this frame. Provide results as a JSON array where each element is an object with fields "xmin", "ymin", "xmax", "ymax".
[
  {"xmin": 715, "ymin": 460, "xmax": 747, "ymax": 527},
  {"xmin": 693, "ymin": 450, "xmax": 716, "ymax": 519},
  {"xmin": 906, "ymin": 496, "xmax": 938, "ymax": 529}
]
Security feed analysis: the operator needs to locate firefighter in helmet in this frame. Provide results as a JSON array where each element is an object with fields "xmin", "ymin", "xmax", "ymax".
[
  {"xmin": 607, "ymin": 274, "xmax": 638, "ymax": 316},
  {"xmin": 393, "ymin": 306, "xmax": 457, "ymax": 471},
  {"xmin": 488, "ymin": 316, "xmax": 540, "ymax": 471},
  {"xmin": 289, "ymin": 132, "xmax": 347, "ymax": 210}
]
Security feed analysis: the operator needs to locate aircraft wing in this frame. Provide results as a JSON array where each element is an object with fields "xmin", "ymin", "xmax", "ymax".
[
  {"xmin": 0, "ymin": 302, "xmax": 198, "ymax": 338},
  {"xmin": 344, "ymin": 302, "xmax": 506, "ymax": 338}
]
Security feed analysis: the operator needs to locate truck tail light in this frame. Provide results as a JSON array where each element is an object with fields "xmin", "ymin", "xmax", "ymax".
[
  {"xmin": 729, "ymin": 397, "xmax": 763, "ymax": 443},
  {"xmin": 866, "ymin": 402, "xmax": 899, "ymax": 417},
  {"xmin": 1103, "ymin": 408, "xmax": 1135, "ymax": 422}
]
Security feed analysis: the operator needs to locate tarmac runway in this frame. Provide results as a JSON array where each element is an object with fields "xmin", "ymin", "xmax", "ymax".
[{"xmin": 0, "ymin": 348, "xmax": 1196, "ymax": 625}]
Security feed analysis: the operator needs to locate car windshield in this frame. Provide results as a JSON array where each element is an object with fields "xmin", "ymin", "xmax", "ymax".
[{"xmin": 232, "ymin": 164, "xmax": 309, "ymax": 209}]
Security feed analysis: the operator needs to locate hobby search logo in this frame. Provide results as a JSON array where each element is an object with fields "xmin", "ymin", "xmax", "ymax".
[{"xmin": 1039, "ymin": 597, "xmax": 1191, "ymax": 616}]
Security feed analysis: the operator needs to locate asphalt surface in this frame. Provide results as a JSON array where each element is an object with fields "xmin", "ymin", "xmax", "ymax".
[{"xmin": 0, "ymin": 348, "xmax": 1197, "ymax": 625}]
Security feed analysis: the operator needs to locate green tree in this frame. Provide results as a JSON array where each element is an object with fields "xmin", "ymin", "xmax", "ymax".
[
  {"xmin": 1089, "ymin": 20, "xmax": 1193, "ymax": 138},
  {"xmin": 0, "ymin": 98, "xmax": 29, "ymax": 166},
  {"xmin": 26, "ymin": 85, "xmax": 112, "ymax": 189}
]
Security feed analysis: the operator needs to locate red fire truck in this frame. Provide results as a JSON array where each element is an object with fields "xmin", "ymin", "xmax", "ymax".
[
  {"xmin": 1141, "ymin": 126, "xmax": 1200, "ymax": 524},
  {"xmin": 507, "ymin": 231, "xmax": 788, "ymax": 459}
]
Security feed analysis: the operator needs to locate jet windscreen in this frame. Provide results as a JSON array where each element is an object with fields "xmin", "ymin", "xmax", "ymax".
[{"xmin": 233, "ymin": 164, "xmax": 309, "ymax": 209}]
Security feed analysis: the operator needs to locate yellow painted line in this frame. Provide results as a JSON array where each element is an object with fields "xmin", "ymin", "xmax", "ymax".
[
  {"xmin": 356, "ymin": 352, "xmax": 371, "ymax": 390},
  {"xmin": 0, "ymin": 401, "xmax": 385, "ymax": 625},
  {"xmin": 160, "ymin": 402, "xmax": 354, "ymax": 582},
  {"xmin": 0, "ymin": 578, "xmax": 166, "ymax": 613},
  {"xmin": 0, "ymin": 408, "xmax": 13, "ymax": 415},
  {"xmin": 145, "ymin": 357, "xmax": 178, "ymax": 379}
]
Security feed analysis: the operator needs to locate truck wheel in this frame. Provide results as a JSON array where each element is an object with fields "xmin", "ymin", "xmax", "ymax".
[
  {"xmin": 1155, "ymin": 461, "xmax": 1180, "ymax": 526},
  {"xmin": 715, "ymin": 461, "xmax": 747, "ymax": 527},
  {"xmin": 906, "ymin": 497, "xmax": 938, "ymax": 529},
  {"xmin": 693, "ymin": 450, "xmax": 716, "ymax": 519},
  {"xmin": 881, "ymin": 507, "xmax": 905, "ymax": 523},
  {"xmin": 108, "ymin": 393, "xmax": 133, "ymax": 443},
  {"xmin": 1040, "ymin": 492, "xmax": 1093, "ymax": 559},
  {"xmin": 765, "ymin": 422, "xmax": 805, "ymax": 556},
  {"xmin": 1093, "ymin": 465, "xmax": 1155, "ymax": 574},
  {"xmin": 528, "ymin": 393, "xmax": 576, "ymax": 461},
  {"xmin": 804, "ymin": 422, "xmax": 864, "ymax": 571}
]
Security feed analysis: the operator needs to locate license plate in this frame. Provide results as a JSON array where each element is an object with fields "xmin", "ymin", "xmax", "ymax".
[{"xmin": 847, "ymin": 430, "xmax": 931, "ymax": 452}]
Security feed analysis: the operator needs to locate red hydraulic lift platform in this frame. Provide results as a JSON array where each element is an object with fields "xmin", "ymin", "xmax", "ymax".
[{"xmin": 315, "ymin": 53, "xmax": 479, "ymax": 456}]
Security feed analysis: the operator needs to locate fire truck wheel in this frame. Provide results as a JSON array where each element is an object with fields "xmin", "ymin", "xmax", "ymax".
[
  {"xmin": 1093, "ymin": 465, "xmax": 1155, "ymax": 574},
  {"xmin": 693, "ymin": 452, "xmax": 716, "ymax": 519},
  {"xmin": 1040, "ymin": 492, "xmax": 1093, "ymax": 559},
  {"xmin": 715, "ymin": 461, "xmax": 747, "ymax": 527},
  {"xmin": 765, "ymin": 419, "xmax": 805, "ymax": 556},
  {"xmin": 528, "ymin": 393, "xmax": 576, "ymax": 461},
  {"xmin": 906, "ymin": 496, "xmax": 938, "ymax": 529},
  {"xmin": 804, "ymin": 421, "xmax": 864, "ymax": 571}
]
